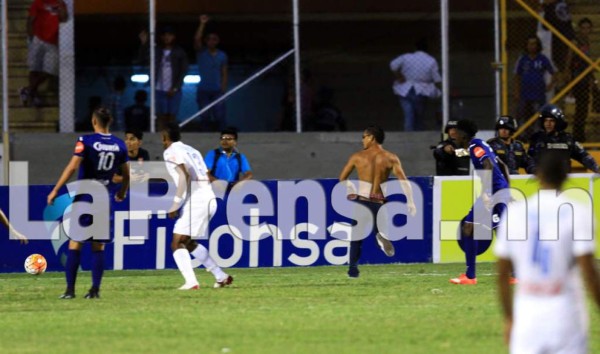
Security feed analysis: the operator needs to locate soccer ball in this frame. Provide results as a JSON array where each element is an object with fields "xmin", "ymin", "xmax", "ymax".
[{"xmin": 24, "ymin": 254, "xmax": 47, "ymax": 275}]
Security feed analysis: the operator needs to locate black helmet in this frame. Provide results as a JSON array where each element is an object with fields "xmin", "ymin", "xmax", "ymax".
[
  {"xmin": 538, "ymin": 104, "xmax": 567, "ymax": 131},
  {"xmin": 495, "ymin": 115, "xmax": 518, "ymax": 132},
  {"xmin": 444, "ymin": 120, "xmax": 458, "ymax": 134}
]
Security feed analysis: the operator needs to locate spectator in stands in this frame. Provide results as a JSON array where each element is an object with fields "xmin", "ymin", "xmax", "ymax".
[
  {"xmin": 278, "ymin": 69, "xmax": 315, "ymax": 131},
  {"xmin": 514, "ymin": 36, "xmax": 556, "ymax": 130},
  {"xmin": 312, "ymin": 87, "xmax": 346, "ymax": 131},
  {"xmin": 194, "ymin": 15, "xmax": 228, "ymax": 132},
  {"xmin": 528, "ymin": 104, "xmax": 599, "ymax": 173},
  {"xmin": 112, "ymin": 130, "xmax": 150, "ymax": 184},
  {"xmin": 390, "ymin": 38, "xmax": 441, "ymax": 131},
  {"xmin": 138, "ymin": 26, "xmax": 189, "ymax": 129},
  {"xmin": 107, "ymin": 76, "xmax": 126, "ymax": 131},
  {"xmin": 125, "ymin": 90, "xmax": 150, "ymax": 132},
  {"xmin": 204, "ymin": 127, "xmax": 252, "ymax": 184},
  {"xmin": 566, "ymin": 18, "xmax": 594, "ymax": 142},
  {"xmin": 432, "ymin": 120, "xmax": 470, "ymax": 176},
  {"xmin": 19, "ymin": 0, "xmax": 68, "ymax": 107},
  {"xmin": 487, "ymin": 116, "xmax": 535, "ymax": 175},
  {"xmin": 542, "ymin": 0, "xmax": 575, "ymax": 72}
]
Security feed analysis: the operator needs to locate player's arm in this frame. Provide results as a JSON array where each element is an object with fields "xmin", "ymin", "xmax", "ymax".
[
  {"xmin": 391, "ymin": 154, "xmax": 416, "ymax": 216},
  {"xmin": 194, "ymin": 15, "xmax": 209, "ymax": 51},
  {"xmin": 115, "ymin": 162, "xmax": 130, "ymax": 202},
  {"xmin": 496, "ymin": 157, "xmax": 511, "ymax": 184},
  {"xmin": 47, "ymin": 156, "xmax": 83, "ymax": 205},
  {"xmin": 0, "ymin": 209, "xmax": 28, "ymax": 244},
  {"xmin": 497, "ymin": 257, "xmax": 514, "ymax": 345},
  {"xmin": 577, "ymin": 254, "xmax": 600, "ymax": 310},
  {"xmin": 169, "ymin": 163, "xmax": 190, "ymax": 218}
]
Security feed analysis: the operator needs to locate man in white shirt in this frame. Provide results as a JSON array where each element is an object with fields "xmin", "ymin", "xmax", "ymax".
[
  {"xmin": 162, "ymin": 122, "xmax": 233, "ymax": 289},
  {"xmin": 495, "ymin": 151, "xmax": 600, "ymax": 354},
  {"xmin": 389, "ymin": 38, "xmax": 441, "ymax": 131}
]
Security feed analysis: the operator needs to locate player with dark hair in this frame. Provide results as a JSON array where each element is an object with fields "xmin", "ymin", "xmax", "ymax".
[
  {"xmin": 528, "ymin": 104, "xmax": 599, "ymax": 173},
  {"xmin": 496, "ymin": 151, "xmax": 600, "ymax": 353},
  {"xmin": 487, "ymin": 116, "xmax": 535, "ymax": 175},
  {"xmin": 339, "ymin": 125, "xmax": 416, "ymax": 278},
  {"xmin": 162, "ymin": 123, "xmax": 233, "ymax": 289},
  {"xmin": 449, "ymin": 119, "xmax": 512, "ymax": 285},
  {"xmin": 47, "ymin": 107, "xmax": 130, "ymax": 299},
  {"xmin": 204, "ymin": 127, "xmax": 252, "ymax": 183}
]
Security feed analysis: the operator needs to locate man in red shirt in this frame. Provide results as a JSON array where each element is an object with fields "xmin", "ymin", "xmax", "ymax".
[{"xmin": 19, "ymin": 0, "xmax": 68, "ymax": 107}]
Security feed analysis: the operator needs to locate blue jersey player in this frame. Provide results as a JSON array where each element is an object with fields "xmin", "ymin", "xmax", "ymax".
[
  {"xmin": 449, "ymin": 120, "xmax": 513, "ymax": 285},
  {"xmin": 47, "ymin": 108, "xmax": 130, "ymax": 299}
]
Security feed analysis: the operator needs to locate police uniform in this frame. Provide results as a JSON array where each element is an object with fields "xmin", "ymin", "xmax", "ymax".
[
  {"xmin": 432, "ymin": 120, "xmax": 470, "ymax": 176},
  {"xmin": 487, "ymin": 137, "xmax": 535, "ymax": 175},
  {"xmin": 432, "ymin": 138, "xmax": 470, "ymax": 175},
  {"xmin": 528, "ymin": 131, "xmax": 599, "ymax": 173}
]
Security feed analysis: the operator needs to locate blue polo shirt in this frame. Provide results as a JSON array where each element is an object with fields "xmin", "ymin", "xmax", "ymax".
[
  {"xmin": 204, "ymin": 148, "xmax": 251, "ymax": 182},
  {"xmin": 197, "ymin": 48, "xmax": 228, "ymax": 92},
  {"xmin": 514, "ymin": 53, "xmax": 554, "ymax": 101}
]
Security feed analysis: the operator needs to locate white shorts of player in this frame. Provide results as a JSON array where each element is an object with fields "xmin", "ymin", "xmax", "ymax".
[
  {"xmin": 173, "ymin": 188, "xmax": 217, "ymax": 238},
  {"xmin": 511, "ymin": 295, "xmax": 588, "ymax": 354},
  {"xmin": 28, "ymin": 36, "xmax": 58, "ymax": 76}
]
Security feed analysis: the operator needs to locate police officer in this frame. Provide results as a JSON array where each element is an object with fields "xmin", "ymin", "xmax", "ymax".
[
  {"xmin": 528, "ymin": 104, "xmax": 599, "ymax": 173},
  {"xmin": 432, "ymin": 120, "xmax": 470, "ymax": 175},
  {"xmin": 487, "ymin": 116, "xmax": 535, "ymax": 175}
]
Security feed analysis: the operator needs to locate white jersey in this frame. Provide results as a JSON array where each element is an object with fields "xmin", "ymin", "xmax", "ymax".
[
  {"xmin": 163, "ymin": 141, "xmax": 213, "ymax": 196},
  {"xmin": 495, "ymin": 190, "xmax": 595, "ymax": 353}
]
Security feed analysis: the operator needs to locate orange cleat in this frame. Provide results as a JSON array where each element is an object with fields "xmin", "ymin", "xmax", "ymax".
[
  {"xmin": 509, "ymin": 277, "xmax": 518, "ymax": 285},
  {"xmin": 449, "ymin": 273, "xmax": 477, "ymax": 285}
]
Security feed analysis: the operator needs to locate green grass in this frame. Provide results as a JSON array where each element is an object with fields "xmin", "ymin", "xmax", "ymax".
[{"xmin": 0, "ymin": 263, "xmax": 598, "ymax": 354}]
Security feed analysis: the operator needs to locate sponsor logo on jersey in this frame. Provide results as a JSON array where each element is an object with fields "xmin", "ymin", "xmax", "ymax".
[
  {"xmin": 473, "ymin": 147, "xmax": 485, "ymax": 158},
  {"xmin": 74, "ymin": 141, "xmax": 84, "ymax": 154},
  {"xmin": 93, "ymin": 142, "xmax": 120, "ymax": 152}
]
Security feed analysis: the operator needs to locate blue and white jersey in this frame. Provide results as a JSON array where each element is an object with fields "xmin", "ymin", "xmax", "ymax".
[
  {"xmin": 73, "ymin": 133, "xmax": 129, "ymax": 193},
  {"xmin": 469, "ymin": 138, "xmax": 509, "ymax": 193}
]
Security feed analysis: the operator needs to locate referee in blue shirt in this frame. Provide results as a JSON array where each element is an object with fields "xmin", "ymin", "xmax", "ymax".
[{"xmin": 204, "ymin": 127, "xmax": 252, "ymax": 183}]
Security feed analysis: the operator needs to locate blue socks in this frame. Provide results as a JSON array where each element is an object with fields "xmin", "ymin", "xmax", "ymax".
[
  {"xmin": 463, "ymin": 236, "xmax": 477, "ymax": 279},
  {"xmin": 92, "ymin": 250, "xmax": 105, "ymax": 290},
  {"xmin": 65, "ymin": 249, "xmax": 81, "ymax": 291}
]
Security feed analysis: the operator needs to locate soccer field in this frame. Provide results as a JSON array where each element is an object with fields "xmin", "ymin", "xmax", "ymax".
[{"xmin": 1, "ymin": 263, "xmax": 598, "ymax": 354}]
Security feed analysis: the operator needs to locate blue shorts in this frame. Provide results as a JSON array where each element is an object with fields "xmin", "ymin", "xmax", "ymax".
[{"xmin": 463, "ymin": 195, "xmax": 509, "ymax": 231}]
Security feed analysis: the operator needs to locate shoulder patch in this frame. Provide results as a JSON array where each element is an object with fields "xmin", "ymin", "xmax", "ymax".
[
  {"xmin": 74, "ymin": 141, "xmax": 84, "ymax": 154},
  {"xmin": 473, "ymin": 146, "xmax": 485, "ymax": 158}
]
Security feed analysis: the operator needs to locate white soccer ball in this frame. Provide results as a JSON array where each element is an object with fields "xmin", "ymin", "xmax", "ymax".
[{"xmin": 24, "ymin": 254, "xmax": 47, "ymax": 275}]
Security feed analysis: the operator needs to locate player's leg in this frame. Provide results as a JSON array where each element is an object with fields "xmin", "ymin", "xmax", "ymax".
[
  {"xmin": 450, "ymin": 210, "xmax": 478, "ymax": 285},
  {"xmin": 171, "ymin": 233, "xmax": 200, "ymax": 289},
  {"xmin": 84, "ymin": 241, "xmax": 105, "ymax": 299},
  {"xmin": 185, "ymin": 239, "xmax": 232, "ymax": 288},
  {"xmin": 186, "ymin": 198, "xmax": 232, "ymax": 287},
  {"xmin": 60, "ymin": 240, "xmax": 84, "ymax": 299}
]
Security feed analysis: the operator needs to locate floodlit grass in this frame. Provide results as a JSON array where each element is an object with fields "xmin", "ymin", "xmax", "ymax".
[{"xmin": 0, "ymin": 263, "xmax": 598, "ymax": 354}]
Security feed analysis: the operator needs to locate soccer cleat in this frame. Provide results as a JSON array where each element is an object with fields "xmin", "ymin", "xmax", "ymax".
[
  {"xmin": 59, "ymin": 292, "xmax": 75, "ymax": 299},
  {"xmin": 347, "ymin": 268, "xmax": 360, "ymax": 278},
  {"xmin": 376, "ymin": 233, "xmax": 395, "ymax": 257},
  {"xmin": 509, "ymin": 277, "xmax": 518, "ymax": 285},
  {"xmin": 178, "ymin": 283, "xmax": 199, "ymax": 290},
  {"xmin": 214, "ymin": 275, "xmax": 233, "ymax": 288},
  {"xmin": 84, "ymin": 288, "xmax": 100, "ymax": 299},
  {"xmin": 449, "ymin": 274, "xmax": 477, "ymax": 285},
  {"xmin": 18, "ymin": 87, "xmax": 30, "ymax": 106}
]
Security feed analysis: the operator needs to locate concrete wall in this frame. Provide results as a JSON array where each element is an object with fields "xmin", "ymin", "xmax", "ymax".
[{"xmin": 11, "ymin": 131, "xmax": 440, "ymax": 185}]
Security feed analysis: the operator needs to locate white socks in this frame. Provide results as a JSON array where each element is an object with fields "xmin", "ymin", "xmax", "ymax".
[
  {"xmin": 190, "ymin": 244, "xmax": 227, "ymax": 281},
  {"xmin": 172, "ymin": 248, "xmax": 198, "ymax": 286}
]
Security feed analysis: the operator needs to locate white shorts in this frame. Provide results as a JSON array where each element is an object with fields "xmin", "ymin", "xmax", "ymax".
[
  {"xmin": 173, "ymin": 192, "xmax": 217, "ymax": 238},
  {"xmin": 28, "ymin": 36, "xmax": 58, "ymax": 76},
  {"xmin": 511, "ymin": 296, "xmax": 588, "ymax": 354}
]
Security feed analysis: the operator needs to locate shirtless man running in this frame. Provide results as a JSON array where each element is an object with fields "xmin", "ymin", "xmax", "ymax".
[{"xmin": 339, "ymin": 125, "xmax": 416, "ymax": 278}]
